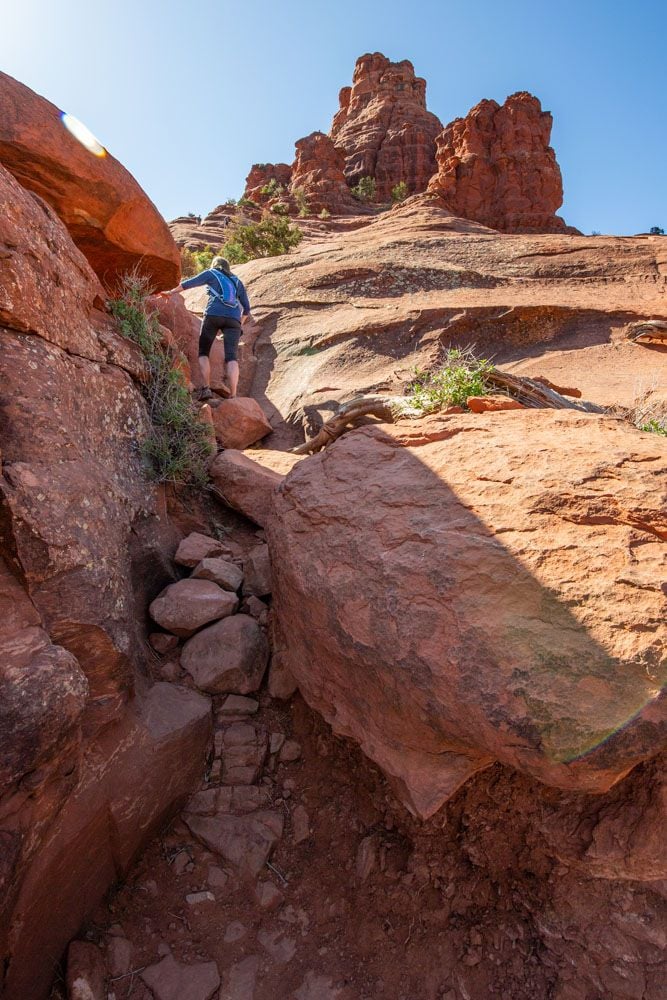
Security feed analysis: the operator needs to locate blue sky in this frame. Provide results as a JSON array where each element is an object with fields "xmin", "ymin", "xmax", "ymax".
[{"xmin": 2, "ymin": 0, "xmax": 666, "ymax": 234}]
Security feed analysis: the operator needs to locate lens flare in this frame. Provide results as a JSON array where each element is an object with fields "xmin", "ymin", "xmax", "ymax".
[{"xmin": 60, "ymin": 112, "xmax": 106, "ymax": 157}]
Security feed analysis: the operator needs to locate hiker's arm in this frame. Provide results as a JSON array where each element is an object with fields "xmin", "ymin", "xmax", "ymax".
[
  {"xmin": 158, "ymin": 271, "xmax": 211, "ymax": 296},
  {"xmin": 238, "ymin": 281, "xmax": 254, "ymax": 323}
]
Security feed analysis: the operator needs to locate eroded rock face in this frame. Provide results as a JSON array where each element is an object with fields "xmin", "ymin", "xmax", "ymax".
[
  {"xmin": 330, "ymin": 52, "xmax": 443, "ymax": 200},
  {"xmin": 243, "ymin": 162, "xmax": 293, "ymax": 204},
  {"xmin": 0, "ymin": 144, "xmax": 209, "ymax": 997},
  {"xmin": 428, "ymin": 92, "xmax": 571, "ymax": 233},
  {"xmin": 267, "ymin": 411, "xmax": 666, "ymax": 818},
  {"xmin": 290, "ymin": 132, "xmax": 359, "ymax": 216},
  {"xmin": 0, "ymin": 72, "xmax": 179, "ymax": 289}
]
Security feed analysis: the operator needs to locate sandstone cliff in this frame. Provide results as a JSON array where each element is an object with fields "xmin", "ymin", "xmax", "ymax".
[
  {"xmin": 0, "ymin": 91, "xmax": 209, "ymax": 998},
  {"xmin": 330, "ymin": 52, "xmax": 443, "ymax": 200},
  {"xmin": 428, "ymin": 91, "xmax": 571, "ymax": 233}
]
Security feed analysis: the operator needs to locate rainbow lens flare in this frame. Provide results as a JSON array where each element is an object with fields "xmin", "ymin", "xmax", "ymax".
[{"xmin": 60, "ymin": 112, "xmax": 106, "ymax": 157}]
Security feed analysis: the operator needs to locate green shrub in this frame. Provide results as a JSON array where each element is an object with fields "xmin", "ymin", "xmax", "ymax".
[
  {"xmin": 640, "ymin": 418, "xmax": 667, "ymax": 436},
  {"xmin": 180, "ymin": 245, "xmax": 217, "ymax": 277},
  {"xmin": 351, "ymin": 176, "xmax": 376, "ymax": 202},
  {"xmin": 221, "ymin": 213, "xmax": 303, "ymax": 265},
  {"xmin": 109, "ymin": 274, "xmax": 214, "ymax": 485},
  {"xmin": 260, "ymin": 178, "xmax": 284, "ymax": 198},
  {"xmin": 270, "ymin": 201, "xmax": 289, "ymax": 216},
  {"xmin": 318, "ymin": 207, "xmax": 331, "ymax": 220},
  {"xmin": 292, "ymin": 187, "xmax": 309, "ymax": 217},
  {"xmin": 391, "ymin": 181, "xmax": 409, "ymax": 203},
  {"xmin": 649, "ymin": 226, "xmax": 665, "ymax": 235},
  {"xmin": 238, "ymin": 197, "xmax": 260, "ymax": 210},
  {"xmin": 407, "ymin": 347, "xmax": 496, "ymax": 412}
]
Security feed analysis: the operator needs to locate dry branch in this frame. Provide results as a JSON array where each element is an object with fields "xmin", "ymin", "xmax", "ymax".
[{"xmin": 292, "ymin": 374, "xmax": 604, "ymax": 455}]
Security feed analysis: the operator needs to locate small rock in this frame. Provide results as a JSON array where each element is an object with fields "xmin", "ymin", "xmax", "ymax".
[
  {"xmin": 292, "ymin": 805, "xmax": 310, "ymax": 844},
  {"xmin": 142, "ymin": 879, "xmax": 159, "ymax": 897},
  {"xmin": 207, "ymin": 865, "xmax": 229, "ymax": 889},
  {"xmin": 242, "ymin": 544, "xmax": 272, "ymax": 597},
  {"xmin": 244, "ymin": 596, "xmax": 268, "ymax": 620},
  {"xmin": 159, "ymin": 656, "xmax": 182, "ymax": 682},
  {"xmin": 210, "ymin": 397, "xmax": 272, "ymax": 451},
  {"xmin": 257, "ymin": 928, "xmax": 297, "ymax": 965},
  {"xmin": 140, "ymin": 953, "xmax": 221, "ymax": 1000},
  {"xmin": 186, "ymin": 891, "xmax": 215, "ymax": 906},
  {"xmin": 192, "ymin": 557, "xmax": 243, "ymax": 592},
  {"xmin": 106, "ymin": 936, "xmax": 133, "ymax": 978},
  {"xmin": 219, "ymin": 694, "xmax": 259, "ymax": 716},
  {"xmin": 173, "ymin": 851, "xmax": 191, "ymax": 875},
  {"xmin": 157, "ymin": 942, "xmax": 172, "ymax": 957},
  {"xmin": 220, "ymin": 724, "xmax": 268, "ymax": 785},
  {"xmin": 254, "ymin": 881, "xmax": 284, "ymax": 911},
  {"xmin": 220, "ymin": 955, "xmax": 260, "ymax": 1000},
  {"xmin": 280, "ymin": 740, "xmax": 302, "ymax": 763},
  {"xmin": 267, "ymin": 653, "xmax": 298, "ymax": 700},
  {"xmin": 355, "ymin": 835, "xmax": 378, "ymax": 882},
  {"xmin": 181, "ymin": 615, "xmax": 269, "ymax": 695},
  {"xmin": 294, "ymin": 971, "xmax": 345, "ymax": 1000},
  {"xmin": 149, "ymin": 579, "xmax": 238, "ymax": 637},
  {"xmin": 185, "ymin": 810, "xmax": 284, "ymax": 880},
  {"xmin": 149, "ymin": 632, "xmax": 180, "ymax": 655},
  {"xmin": 175, "ymin": 532, "xmax": 230, "ymax": 568},
  {"xmin": 269, "ymin": 732, "xmax": 286, "ymax": 754},
  {"xmin": 466, "ymin": 395, "xmax": 525, "ymax": 413},
  {"xmin": 224, "ymin": 922, "xmax": 248, "ymax": 944},
  {"xmin": 66, "ymin": 941, "xmax": 106, "ymax": 1000}
]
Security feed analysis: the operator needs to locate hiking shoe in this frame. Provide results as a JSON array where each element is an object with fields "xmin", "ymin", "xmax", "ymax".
[{"xmin": 196, "ymin": 386, "xmax": 214, "ymax": 402}]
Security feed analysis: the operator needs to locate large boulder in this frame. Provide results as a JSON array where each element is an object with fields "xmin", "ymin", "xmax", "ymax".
[
  {"xmin": 0, "ymin": 71, "xmax": 179, "ymax": 290},
  {"xmin": 427, "ymin": 92, "xmax": 572, "ymax": 233},
  {"xmin": 209, "ymin": 449, "xmax": 301, "ymax": 527},
  {"xmin": 267, "ymin": 410, "xmax": 666, "ymax": 818},
  {"xmin": 181, "ymin": 615, "xmax": 269, "ymax": 694},
  {"xmin": 210, "ymin": 397, "xmax": 272, "ymax": 450},
  {"xmin": 330, "ymin": 52, "xmax": 443, "ymax": 200},
  {"xmin": 149, "ymin": 579, "xmax": 238, "ymax": 637}
]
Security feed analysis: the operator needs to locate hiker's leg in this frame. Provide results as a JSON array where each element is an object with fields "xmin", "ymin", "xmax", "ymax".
[
  {"xmin": 197, "ymin": 317, "xmax": 217, "ymax": 392},
  {"xmin": 227, "ymin": 361, "xmax": 240, "ymax": 398},
  {"xmin": 198, "ymin": 354, "xmax": 211, "ymax": 386},
  {"xmin": 223, "ymin": 322, "xmax": 242, "ymax": 398}
]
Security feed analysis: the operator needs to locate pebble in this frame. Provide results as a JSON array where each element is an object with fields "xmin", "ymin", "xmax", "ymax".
[
  {"xmin": 280, "ymin": 740, "xmax": 302, "ymax": 763},
  {"xmin": 207, "ymin": 865, "xmax": 229, "ymax": 889},
  {"xmin": 292, "ymin": 805, "xmax": 310, "ymax": 844},
  {"xmin": 186, "ymin": 891, "xmax": 215, "ymax": 906},
  {"xmin": 219, "ymin": 694, "xmax": 259, "ymax": 716},
  {"xmin": 224, "ymin": 921, "xmax": 248, "ymax": 944},
  {"xmin": 269, "ymin": 732, "xmax": 286, "ymax": 754},
  {"xmin": 254, "ymin": 881, "xmax": 284, "ymax": 911}
]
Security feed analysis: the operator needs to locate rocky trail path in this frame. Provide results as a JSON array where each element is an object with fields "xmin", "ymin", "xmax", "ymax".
[{"xmin": 56, "ymin": 675, "xmax": 563, "ymax": 1000}]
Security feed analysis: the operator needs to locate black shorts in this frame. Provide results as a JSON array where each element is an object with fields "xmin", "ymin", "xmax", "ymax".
[{"xmin": 198, "ymin": 315, "xmax": 242, "ymax": 361}]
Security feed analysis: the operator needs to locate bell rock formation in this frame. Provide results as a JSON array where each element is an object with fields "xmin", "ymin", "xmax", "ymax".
[
  {"xmin": 428, "ymin": 91, "xmax": 572, "ymax": 233},
  {"xmin": 330, "ymin": 52, "xmax": 444, "ymax": 200}
]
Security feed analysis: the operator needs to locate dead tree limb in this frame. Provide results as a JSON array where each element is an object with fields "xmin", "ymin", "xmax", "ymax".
[{"xmin": 292, "ymin": 374, "xmax": 605, "ymax": 456}]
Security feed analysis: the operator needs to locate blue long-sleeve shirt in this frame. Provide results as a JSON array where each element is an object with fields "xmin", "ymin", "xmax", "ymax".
[{"xmin": 181, "ymin": 268, "xmax": 250, "ymax": 320}]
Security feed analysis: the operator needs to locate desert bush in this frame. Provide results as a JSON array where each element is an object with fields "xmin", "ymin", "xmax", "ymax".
[
  {"xmin": 641, "ymin": 418, "xmax": 667, "ymax": 436},
  {"xmin": 180, "ymin": 245, "xmax": 217, "ymax": 277},
  {"xmin": 292, "ymin": 187, "xmax": 309, "ymax": 217},
  {"xmin": 109, "ymin": 274, "xmax": 213, "ymax": 485},
  {"xmin": 407, "ymin": 347, "xmax": 495, "ymax": 412},
  {"xmin": 270, "ymin": 202, "xmax": 289, "ymax": 216},
  {"xmin": 351, "ymin": 176, "xmax": 376, "ymax": 202},
  {"xmin": 260, "ymin": 178, "xmax": 284, "ymax": 198},
  {"xmin": 391, "ymin": 181, "xmax": 409, "ymax": 203},
  {"xmin": 649, "ymin": 226, "xmax": 665, "ymax": 235},
  {"xmin": 318, "ymin": 207, "xmax": 331, "ymax": 220},
  {"xmin": 238, "ymin": 197, "xmax": 260, "ymax": 210},
  {"xmin": 221, "ymin": 214, "xmax": 303, "ymax": 265},
  {"xmin": 610, "ymin": 388, "xmax": 667, "ymax": 437}
]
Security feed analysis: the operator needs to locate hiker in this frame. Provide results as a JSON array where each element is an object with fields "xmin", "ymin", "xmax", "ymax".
[{"xmin": 159, "ymin": 256, "xmax": 253, "ymax": 400}]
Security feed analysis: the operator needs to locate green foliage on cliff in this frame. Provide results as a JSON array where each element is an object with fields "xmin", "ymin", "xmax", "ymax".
[
  {"xmin": 408, "ymin": 348, "xmax": 495, "ymax": 412},
  {"xmin": 109, "ymin": 274, "xmax": 213, "ymax": 485},
  {"xmin": 220, "ymin": 214, "xmax": 303, "ymax": 265},
  {"xmin": 391, "ymin": 181, "xmax": 409, "ymax": 203},
  {"xmin": 180, "ymin": 245, "xmax": 215, "ymax": 277},
  {"xmin": 351, "ymin": 175, "xmax": 376, "ymax": 202}
]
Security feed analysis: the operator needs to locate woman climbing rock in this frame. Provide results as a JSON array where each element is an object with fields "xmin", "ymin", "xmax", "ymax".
[{"xmin": 160, "ymin": 256, "xmax": 254, "ymax": 400}]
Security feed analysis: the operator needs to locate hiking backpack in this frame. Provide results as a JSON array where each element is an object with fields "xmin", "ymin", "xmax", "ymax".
[{"xmin": 209, "ymin": 269, "xmax": 240, "ymax": 309}]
